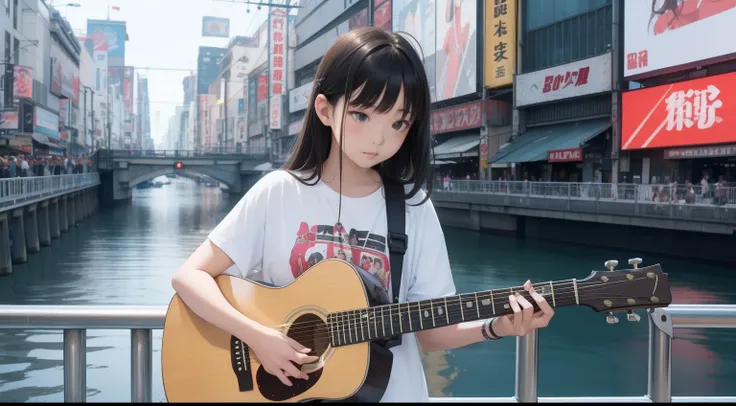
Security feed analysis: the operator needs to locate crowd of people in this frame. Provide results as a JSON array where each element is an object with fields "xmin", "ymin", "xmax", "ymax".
[{"xmin": 0, "ymin": 155, "xmax": 93, "ymax": 178}]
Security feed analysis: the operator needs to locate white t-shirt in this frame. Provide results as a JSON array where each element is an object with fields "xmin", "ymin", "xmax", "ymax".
[{"xmin": 208, "ymin": 169, "xmax": 456, "ymax": 402}]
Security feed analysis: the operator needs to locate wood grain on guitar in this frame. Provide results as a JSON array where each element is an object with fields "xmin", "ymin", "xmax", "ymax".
[{"xmin": 161, "ymin": 257, "xmax": 672, "ymax": 402}]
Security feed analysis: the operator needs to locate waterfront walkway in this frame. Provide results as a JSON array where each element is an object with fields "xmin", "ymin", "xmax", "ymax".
[{"xmin": 432, "ymin": 180, "xmax": 736, "ymax": 234}]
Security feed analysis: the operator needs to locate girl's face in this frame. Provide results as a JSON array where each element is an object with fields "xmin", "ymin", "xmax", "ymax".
[{"xmin": 314, "ymin": 86, "xmax": 413, "ymax": 169}]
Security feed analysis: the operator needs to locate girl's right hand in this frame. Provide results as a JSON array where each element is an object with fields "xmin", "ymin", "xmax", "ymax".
[{"xmin": 247, "ymin": 324, "xmax": 320, "ymax": 386}]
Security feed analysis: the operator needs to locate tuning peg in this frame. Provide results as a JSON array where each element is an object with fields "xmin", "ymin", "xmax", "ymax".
[
  {"xmin": 628, "ymin": 257, "xmax": 642, "ymax": 269},
  {"xmin": 606, "ymin": 312, "xmax": 619, "ymax": 324},
  {"xmin": 627, "ymin": 310, "xmax": 641, "ymax": 322},
  {"xmin": 604, "ymin": 260, "xmax": 619, "ymax": 272}
]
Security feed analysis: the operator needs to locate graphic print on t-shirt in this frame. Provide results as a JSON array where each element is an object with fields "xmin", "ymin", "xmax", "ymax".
[{"xmin": 289, "ymin": 221, "xmax": 391, "ymax": 295}]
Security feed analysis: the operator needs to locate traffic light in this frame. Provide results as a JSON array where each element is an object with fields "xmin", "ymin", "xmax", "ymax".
[{"xmin": 174, "ymin": 161, "xmax": 183, "ymax": 170}]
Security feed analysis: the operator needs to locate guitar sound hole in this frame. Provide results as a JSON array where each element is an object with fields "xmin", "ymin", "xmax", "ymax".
[
  {"xmin": 287, "ymin": 313, "xmax": 330, "ymax": 361},
  {"xmin": 255, "ymin": 313, "xmax": 328, "ymax": 401}
]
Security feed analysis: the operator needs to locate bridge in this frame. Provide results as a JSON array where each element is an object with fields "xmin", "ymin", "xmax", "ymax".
[
  {"xmin": 431, "ymin": 180, "xmax": 736, "ymax": 264},
  {"xmin": 93, "ymin": 149, "xmax": 271, "ymax": 206}
]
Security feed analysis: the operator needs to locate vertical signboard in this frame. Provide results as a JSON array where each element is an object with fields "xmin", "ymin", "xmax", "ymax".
[
  {"xmin": 269, "ymin": 9, "xmax": 287, "ymax": 130},
  {"xmin": 435, "ymin": 0, "xmax": 477, "ymax": 101},
  {"xmin": 123, "ymin": 67, "xmax": 135, "ymax": 112},
  {"xmin": 485, "ymin": 0, "xmax": 516, "ymax": 88},
  {"xmin": 13, "ymin": 66, "xmax": 33, "ymax": 99}
]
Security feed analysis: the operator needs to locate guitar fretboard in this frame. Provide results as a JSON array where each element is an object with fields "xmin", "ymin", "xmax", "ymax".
[{"xmin": 326, "ymin": 279, "xmax": 580, "ymax": 347}]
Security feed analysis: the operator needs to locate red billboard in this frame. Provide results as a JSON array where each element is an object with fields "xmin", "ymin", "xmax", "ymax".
[{"xmin": 622, "ymin": 71, "xmax": 736, "ymax": 150}]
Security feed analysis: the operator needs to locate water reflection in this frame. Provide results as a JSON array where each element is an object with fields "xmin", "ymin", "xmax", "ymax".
[{"xmin": 0, "ymin": 177, "xmax": 734, "ymax": 401}]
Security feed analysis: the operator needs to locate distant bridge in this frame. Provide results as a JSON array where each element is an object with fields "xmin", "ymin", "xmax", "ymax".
[{"xmin": 93, "ymin": 149, "xmax": 273, "ymax": 205}]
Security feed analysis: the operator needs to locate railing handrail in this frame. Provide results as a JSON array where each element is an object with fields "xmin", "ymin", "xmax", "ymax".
[
  {"xmin": 1, "ymin": 303, "xmax": 735, "ymax": 403},
  {"xmin": 0, "ymin": 303, "xmax": 733, "ymax": 330}
]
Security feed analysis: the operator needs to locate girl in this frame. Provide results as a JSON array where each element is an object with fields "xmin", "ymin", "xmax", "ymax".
[{"xmin": 171, "ymin": 27, "xmax": 554, "ymax": 402}]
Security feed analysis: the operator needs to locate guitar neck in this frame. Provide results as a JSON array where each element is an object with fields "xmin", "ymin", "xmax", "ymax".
[{"xmin": 327, "ymin": 278, "xmax": 581, "ymax": 347}]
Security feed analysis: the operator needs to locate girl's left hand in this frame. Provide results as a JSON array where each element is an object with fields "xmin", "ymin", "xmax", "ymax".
[{"xmin": 493, "ymin": 280, "xmax": 555, "ymax": 337}]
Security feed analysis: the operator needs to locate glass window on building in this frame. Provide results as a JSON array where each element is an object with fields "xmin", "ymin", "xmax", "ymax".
[
  {"xmin": 525, "ymin": 0, "xmax": 610, "ymax": 31},
  {"xmin": 522, "ymin": 0, "xmax": 612, "ymax": 72}
]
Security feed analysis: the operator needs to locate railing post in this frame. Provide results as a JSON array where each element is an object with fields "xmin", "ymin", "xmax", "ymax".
[
  {"xmin": 515, "ymin": 330, "xmax": 539, "ymax": 403},
  {"xmin": 648, "ymin": 309, "xmax": 672, "ymax": 403},
  {"xmin": 131, "ymin": 328, "xmax": 153, "ymax": 403},
  {"xmin": 64, "ymin": 328, "xmax": 86, "ymax": 403}
]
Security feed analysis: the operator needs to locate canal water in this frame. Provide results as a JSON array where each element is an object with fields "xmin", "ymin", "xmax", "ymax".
[{"xmin": 0, "ymin": 177, "xmax": 734, "ymax": 402}]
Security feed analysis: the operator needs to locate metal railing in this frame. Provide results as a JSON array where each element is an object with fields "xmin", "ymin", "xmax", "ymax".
[
  {"xmin": 100, "ymin": 148, "xmax": 269, "ymax": 159},
  {"xmin": 434, "ymin": 180, "xmax": 736, "ymax": 225},
  {"xmin": 0, "ymin": 173, "xmax": 99, "ymax": 210},
  {"xmin": 1, "ymin": 304, "xmax": 735, "ymax": 403}
]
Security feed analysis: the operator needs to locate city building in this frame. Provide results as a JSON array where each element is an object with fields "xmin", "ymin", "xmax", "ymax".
[
  {"xmin": 620, "ymin": 0, "xmax": 736, "ymax": 188},
  {"xmin": 486, "ymin": 0, "xmax": 615, "ymax": 183},
  {"xmin": 196, "ymin": 46, "xmax": 227, "ymax": 150}
]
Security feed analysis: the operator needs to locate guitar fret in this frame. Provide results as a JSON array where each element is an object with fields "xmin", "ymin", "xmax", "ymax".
[
  {"xmin": 443, "ymin": 297, "xmax": 450, "ymax": 325},
  {"xmin": 474, "ymin": 292, "xmax": 480, "ymax": 319},
  {"xmin": 341, "ymin": 313, "xmax": 346, "ymax": 345},
  {"xmin": 573, "ymin": 278, "xmax": 579, "ymax": 305},
  {"xmin": 389, "ymin": 306, "xmax": 394, "ymax": 335},
  {"xmin": 360, "ymin": 310, "xmax": 365, "ymax": 341},
  {"xmin": 459, "ymin": 294, "xmax": 465, "ymax": 321},
  {"xmin": 418, "ymin": 302, "xmax": 424, "ymax": 330},
  {"xmin": 430, "ymin": 300, "xmax": 436, "ymax": 327},
  {"xmin": 549, "ymin": 281, "xmax": 556, "ymax": 307},
  {"xmin": 490, "ymin": 290, "xmax": 496, "ymax": 315},
  {"xmin": 373, "ymin": 308, "xmax": 379, "ymax": 338},
  {"xmin": 348, "ymin": 311, "xmax": 353, "ymax": 344},
  {"xmin": 353, "ymin": 311, "xmax": 359, "ymax": 343},
  {"xmin": 407, "ymin": 303, "xmax": 412, "ymax": 331},
  {"xmin": 397, "ymin": 305, "xmax": 404, "ymax": 333}
]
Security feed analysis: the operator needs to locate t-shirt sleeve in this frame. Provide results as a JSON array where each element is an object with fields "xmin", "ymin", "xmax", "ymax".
[
  {"xmin": 207, "ymin": 173, "xmax": 273, "ymax": 279},
  {"xmin": 405, "ymin": 193, "xmax": 456, "ymax": 302}
]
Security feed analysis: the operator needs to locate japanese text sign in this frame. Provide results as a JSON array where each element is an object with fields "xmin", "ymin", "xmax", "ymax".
[
  {"xmin": 622, "ymin": 71, "xmax": 736, "ymax": 150},
  {"xmin": 665, "ymin": 144, "xmax": 736, "ymax": 159},
  {"xmin": 515, "ymin": 53, "xmax": 611, "ymax": 107},
  {"xmin": 484, "ymin": 0, "xmax": 516, "ymax": 89},
  {"xmin": 430, "ymin": 101, "xmax": 483, "ymax": 134},
  {"xmin": 269, "ymin": 9, "xmax": 287, "ymax": 98}
]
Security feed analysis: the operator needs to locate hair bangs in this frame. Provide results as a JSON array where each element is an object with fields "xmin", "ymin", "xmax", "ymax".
[{"xmin": 347, "ymin": 45, "xmax": 426, "ymax": 123}]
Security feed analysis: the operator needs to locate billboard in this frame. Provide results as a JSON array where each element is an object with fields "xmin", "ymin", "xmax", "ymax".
[
  {"xmin": 621, "ymin": 71, "xmax": 736, "ymax": 150},
  {"xmin": 484, "ymin": 0, "xmax": 516, "ymax": 89},
  {"xmin": 87, "ymin": 20, "xmax": 127, "ymax": 58},
  {"xmin": 515, "ymin": 53, "xmax": 612, "ymax": 107},
  {"xmin": 393, "ymin": 0, "xmax": 437, "ymax": 101},
  {"xmin": 623, "ymin": 0, "xmax": 736, "ymax": 79},
  {"xmin": 13, "ymin": 66, "xmax": 33, "ymax": 99},
  {"xmin": 374, "ymin": 0, "xmax": 392, "ymax": 31},
  {"xmin": 202, "ymin": 16, "xmax": 230, "ymax": 38},
  {"xmin": 435, "ymin": 0, "xmax": 477, "ymax": 101}
]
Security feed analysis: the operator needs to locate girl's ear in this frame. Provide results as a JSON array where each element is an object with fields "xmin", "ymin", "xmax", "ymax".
[{"xmin": 314, "ymin": 94, "xmax": 333, "ymax": 127}]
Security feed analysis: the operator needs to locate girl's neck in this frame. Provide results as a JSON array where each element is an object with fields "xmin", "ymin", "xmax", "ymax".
[{"xmin": 321, "ymin": 140, "xmax": 382, "ymax": 198}]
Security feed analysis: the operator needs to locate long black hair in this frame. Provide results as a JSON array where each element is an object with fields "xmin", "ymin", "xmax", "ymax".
[{"xmin": 284, "ymin": 27, "xmax": 433, "ymax": 204}]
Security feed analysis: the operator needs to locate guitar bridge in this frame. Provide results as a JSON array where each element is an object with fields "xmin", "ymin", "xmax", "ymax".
[{"xmin": 230, "ymin": 336, "xmax": 254, "ymax": 392}]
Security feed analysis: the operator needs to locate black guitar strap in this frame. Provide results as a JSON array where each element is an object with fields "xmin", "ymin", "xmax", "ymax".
[{"xmin": 383, "ymin": 176, "xmax": 407, "ymax": 349}]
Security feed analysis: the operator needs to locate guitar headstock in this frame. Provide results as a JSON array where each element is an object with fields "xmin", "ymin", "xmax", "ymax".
[{"xmin": 577, "ymin": 258, "xmax": 671, "ymax": 324}]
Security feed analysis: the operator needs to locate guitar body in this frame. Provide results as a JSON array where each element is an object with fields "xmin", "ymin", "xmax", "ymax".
[{"xmin": 161, "ymin": 260, "xmax": 394, "ymax": 403}]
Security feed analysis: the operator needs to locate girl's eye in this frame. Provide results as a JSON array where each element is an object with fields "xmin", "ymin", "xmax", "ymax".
[
  {"xmin": 351, "ymin": 112, "xmax": 369, "ymax": 122},
  {"xmin": 392, "ymin": 121, "xmax": 410, "ymax": 131}
]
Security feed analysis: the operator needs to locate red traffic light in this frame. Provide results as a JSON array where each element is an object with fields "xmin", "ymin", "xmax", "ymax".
[{"xmin": 174, "ymin": 161, "xmax": 183, "ymax": 170}]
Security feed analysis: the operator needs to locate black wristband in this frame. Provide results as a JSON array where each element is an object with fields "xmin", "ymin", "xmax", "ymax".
[{"xmin": 482, "ymin": 318, "xmax": 501, "ymax": 341}]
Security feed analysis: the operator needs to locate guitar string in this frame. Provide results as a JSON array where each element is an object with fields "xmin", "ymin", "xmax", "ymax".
[
  {"xmin": 256, "ymin": 277, "xmax": 662, "ymax": 343},
  {"xmin": 269, "ymin": 289, "xmax": 658, "ymax": 346},
  {"xmin": 267, "ymin": 276, "xmax": 659, "ymax": 336}
]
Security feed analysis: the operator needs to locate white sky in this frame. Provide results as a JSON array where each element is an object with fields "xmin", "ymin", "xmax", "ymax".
[{"xmin": 56, "ymin": 0, "xmax": 271, "ymax": 143}]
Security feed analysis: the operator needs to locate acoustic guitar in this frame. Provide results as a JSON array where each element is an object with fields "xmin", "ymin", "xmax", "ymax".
[{"xmin": 161, "ymin": 257, "xmax": 671, "ymax": 403}]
